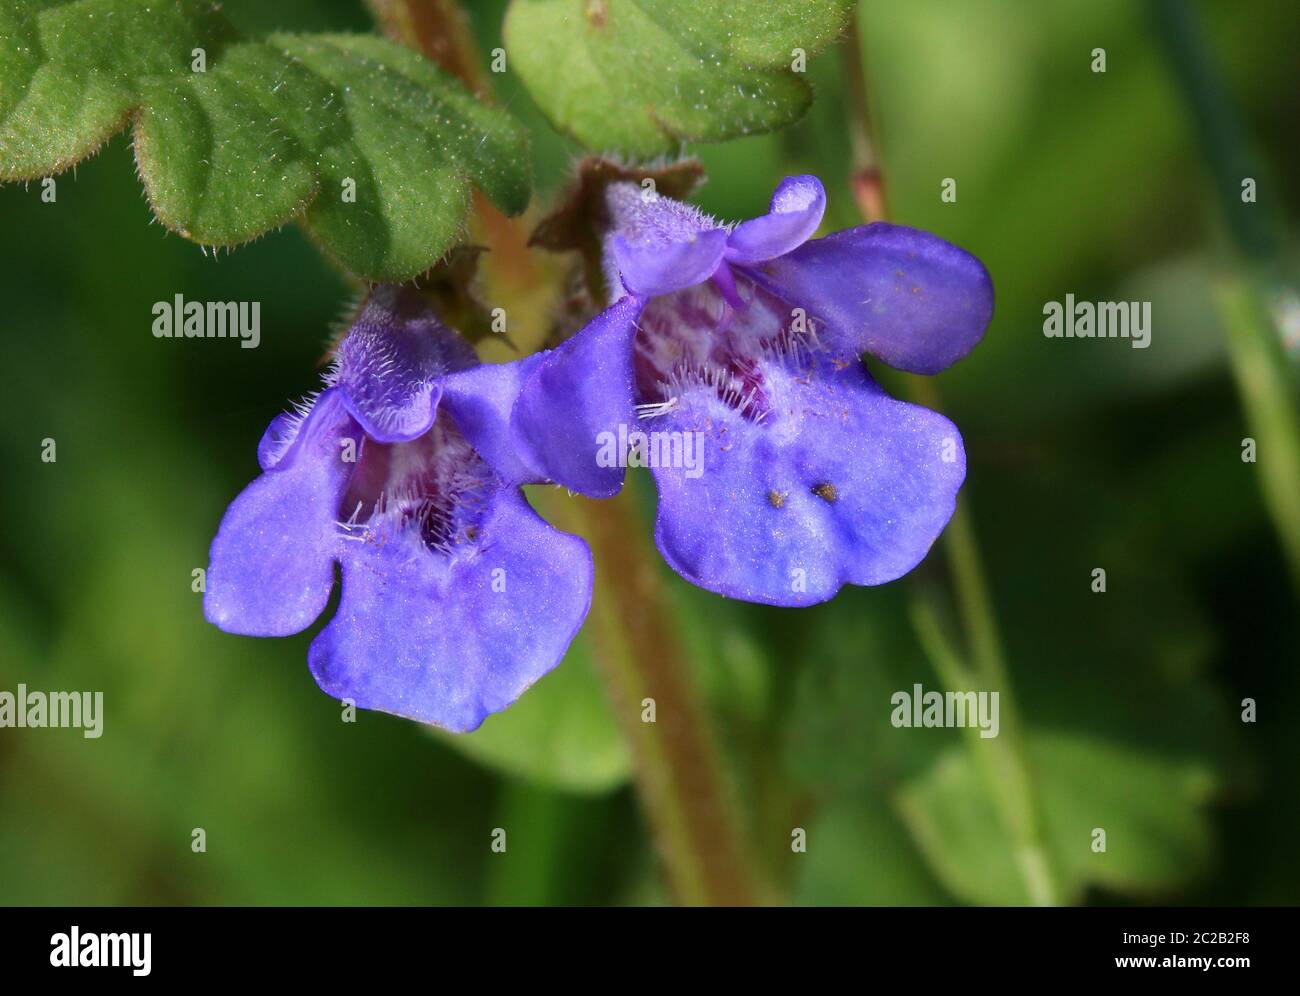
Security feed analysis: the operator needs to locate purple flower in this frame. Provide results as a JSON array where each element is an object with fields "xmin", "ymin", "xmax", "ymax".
[
  {"xmin": 204, "ymin": 286, "xmax": 593, "ymax": 731},
  {"xmin": 511, "ymin": 176, "xmax": 993, "ymax": 606}
]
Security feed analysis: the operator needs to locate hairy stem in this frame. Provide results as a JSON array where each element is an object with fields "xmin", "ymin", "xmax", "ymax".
[
  {"xmin": 842, "ymin": 12, "xmax": 1059, "ymax": 906},
  {"xmin": 374, "ymin": 0, "xmax": 765, "ymax": 905},
  {"xmin": 536, "ymin": 486, "xmax": 765, "ymax": 906},
  {"xmin": 366, "ymin": 0, "xmax": 487, "ymax": 94}
]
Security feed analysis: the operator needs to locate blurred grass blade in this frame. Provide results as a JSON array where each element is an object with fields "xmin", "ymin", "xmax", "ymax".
[
  {"xmin": 1216, "ymin": 275, "xmax": 1300, "ymax": 589},
  {"xmin": 1153, "ymin": 0, "xmax": 1300, "ymax": 591}
]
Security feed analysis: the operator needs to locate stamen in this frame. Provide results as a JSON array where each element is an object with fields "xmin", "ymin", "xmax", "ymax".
[
  {"xmin": 636, "ymin": 397, "xmax": 680, "ymax": 419},
  {"xmin": 336, "ymin": 416, "xmax": 494, "ymax": 557},
  {"xmin": 710, "ymin": 261, "xmax": 747, "ymax": 311},
  {"xmin": 632, "ymin": 272, "xmax": 824, "ymax": 423}
]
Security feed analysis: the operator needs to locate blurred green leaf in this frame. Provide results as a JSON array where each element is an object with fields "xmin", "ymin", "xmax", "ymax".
[
  {"xmin": 784, "ymin": 592, "xmax": 945, "ymax": 793},
  {"xmin": 898, "ymin": 730, "xmax": 1221, "ymax": 905},
  {"xmin": 434, "ymin": 633, "xmax": 632, "ymax": 794},
  {"xmin": 785, "ymin": 577, "xmax": 1240, "ymax": 904},
  {"xmin": 0, "ymin": 0, "xmax": 530, "ymax": 280},
  {"xmin": 794, "ymin": 792, "xmax": 953, "ymax": 906},
  {"xmin": 504, "ymin": 0, "xmax": 851, "ymax": 156}
]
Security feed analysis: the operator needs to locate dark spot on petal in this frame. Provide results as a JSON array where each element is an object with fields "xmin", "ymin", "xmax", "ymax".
[
  {"xmin": 767, "ymin": 489, "xmax": 788, "ymax": 509},
  {"xmin": 811, "ymin": 481, "xmax": 837, "ymax": 503}
]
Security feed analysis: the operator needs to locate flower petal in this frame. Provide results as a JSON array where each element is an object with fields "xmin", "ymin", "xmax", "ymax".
[
  {"xmin": 332, "ymin": 285, "xmax": 479, "ymax": 443},
  {"xmin": 648, "ymin": 356, "xmax": 965, "ymax": 605},
  {"xmin": 751, "ymin": 223, "xmax": 994, "ymax": 374},
  {"xmin": 603, "ymin": 181, "xmax": 727, "ymax": 297},
  {"xmin": 256, "ymin": 407, "xmax": 306, "ymax": 471},
  {"xmin": 724, "ymin": 175, "xmax": 826, "ymax": 265},
  {"xmin": 609, "ymin": 228, "xmax": 729, "ymax": 298},
  {"xmin": 511, "ymin": 296, "xmax": 644, "ymax": 496},
  {"xmin": 307, "ymin": 489, "xmax": 594, "ymax": 732},
  {"xmin": 440, "ymin": 354, "xmax": 546, "ymax": 487},
  {"xmin": 205, "ymin": 390, "xmax": 356, "ymax": 635}
]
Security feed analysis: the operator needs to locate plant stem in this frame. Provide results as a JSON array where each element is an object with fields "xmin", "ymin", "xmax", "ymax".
[
  {"xmin": 1216, "ymin": 276, "xmax": 1300, "ymax": 590},
  {"xmin": 1152, "ymin": 0, "xmax": 1300, "ymax": 593},
  {"xmin": 366, "ymin": 0, "xmax": 487, "ymax": 93},
  {"xmin": 373, "ymin": 1, "xmax": 766, "ymax": 905},
  {"xmin": 844, "ymin": 22, "xmax": 889, "ymax": 224},
  {"xmin": 909, "ymin": 598, "xmax": 1056, "ymax": 906},
  {"xmin": 366, "ymin": 0, "xmax": 548, "ymax": 317},
  {"xmin": 842, "ymin": 11, "xmax": 1059, "ymax": 906},
  {"xmin": 536, "ymin": 485, "xmax": 765, "ymax": 906}
]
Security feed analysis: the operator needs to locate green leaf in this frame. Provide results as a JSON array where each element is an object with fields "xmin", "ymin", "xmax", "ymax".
[
  {"xmin": 897, "ymin": 730, "xmax": 1222, "ymax": 905},
  {"xmin": 432, "ymin": 632, "xmax": 632, "ymax": 794},
  {"xmin": 0, "ymin": 1, "xmax": 530, "ymax": 280},
  {"xmin": 785, "ymin": 584, "xmax": 1242, "ymax": 905},
  {"xmin": 504, "ymin": 0, "xmax": 853, "ymax": 157},
  {"xmin": 794, "ymin": 793, "xmax": 953, "ymax": 906}
]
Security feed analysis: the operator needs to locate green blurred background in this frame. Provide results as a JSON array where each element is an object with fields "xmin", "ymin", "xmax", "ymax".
[{"xmin": 1, "ymin": 0, "xmax": 1298, "ymax": 905}]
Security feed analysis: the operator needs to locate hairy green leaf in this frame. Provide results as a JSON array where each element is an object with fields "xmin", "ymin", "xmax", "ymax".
[
  {"xmin": 0, "ymin": 1, "xmax": 530, "ymax": 280},
  {"xmin": 504, "ymin": 0, "xmax": 853, "ymax": 157}
]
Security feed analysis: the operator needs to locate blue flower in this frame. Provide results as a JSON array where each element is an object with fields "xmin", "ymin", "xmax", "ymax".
[
  {"xmin": 204, "ymin": 286, "xmax": 593, "ymax": 731},
  {"xmin": 510, "ymin": 176, "xmax": 994, "ymax": 606}
]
